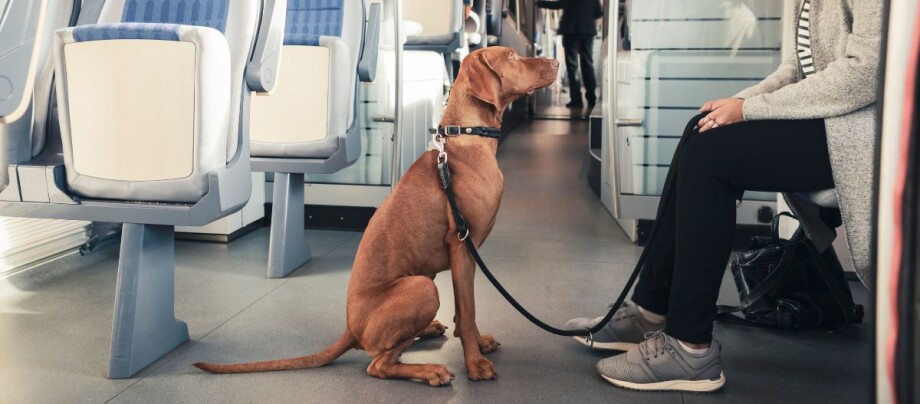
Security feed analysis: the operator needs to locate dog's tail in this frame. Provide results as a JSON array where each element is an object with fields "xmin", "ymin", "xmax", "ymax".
[{"xmin": 193, "ymin": 330, "xmax": 356, "ymax": 374}]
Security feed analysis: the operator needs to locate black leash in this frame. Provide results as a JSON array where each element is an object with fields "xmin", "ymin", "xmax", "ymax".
[{"xmin": 434, "ymin": 116, "xmax": 703, "ymax": 338}]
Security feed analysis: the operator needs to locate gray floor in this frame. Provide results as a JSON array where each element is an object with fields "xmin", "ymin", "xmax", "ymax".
[
  {"xmin": 533, "ymin": 82, "xmax": 590, "ymax": 119},
  {"xmin": 0, "ymin": 120, "xmax": 872, "ymax": 403}
]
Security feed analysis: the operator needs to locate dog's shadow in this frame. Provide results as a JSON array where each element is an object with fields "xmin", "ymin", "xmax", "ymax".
[{"xmin": 409, "ymin": 336, "xmax": 450, "ymax": 352}]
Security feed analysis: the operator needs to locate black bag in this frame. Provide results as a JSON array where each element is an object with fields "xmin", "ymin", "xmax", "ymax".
[{"xmin": 717, "ymin": 212, "xmax": 864, "ymax": 330}]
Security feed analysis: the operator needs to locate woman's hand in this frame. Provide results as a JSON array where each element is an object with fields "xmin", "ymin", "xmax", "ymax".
[{"xmin": 698, "ymin": 98, "xmax": 745, "ymax": 133}]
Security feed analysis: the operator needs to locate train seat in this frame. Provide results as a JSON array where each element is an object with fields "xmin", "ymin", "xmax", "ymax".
[
  {"xmin": 403, "ymin": 0, "xmax": 463, "ymax": 49},
  {"xmin": 0, "ymin": 0, "xmax": 80, "ymax": 194},
  {"xmin": 54, "ymin": 0, "xmax": 266, "ymax": 203},
  {"xmin": 251, "ymin": 0, "xmax": 378, "ymax": 162},
  {"xmin": 249, "ymin": 0, "xmax": 380, "ymax": 278},
  {"xmin": 0, "ymin": 0, "xmax": 287, "ymax": 379},
  {"xmin": 402, "ymin": 0, "xmax": 464, "ymax": 80}
]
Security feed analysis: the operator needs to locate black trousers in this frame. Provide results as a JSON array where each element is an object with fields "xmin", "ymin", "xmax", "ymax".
[
  {"xmin": 562, "ymin": 34, "xmax": 597, "ymax": 103},
  {"xmin": 631, "ymin": 118, "xmax": 835, "ymax": 344}
]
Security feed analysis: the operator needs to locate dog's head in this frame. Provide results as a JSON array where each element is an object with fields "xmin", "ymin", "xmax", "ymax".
[{"xmin": 458, "ymin": 47, "xmax": 559, "ymax": 112}]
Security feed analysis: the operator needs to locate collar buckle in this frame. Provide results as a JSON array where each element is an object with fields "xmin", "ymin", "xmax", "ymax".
[{"xmin": 442, "ymin": 126, "xmax": 462, "ymax": 135}]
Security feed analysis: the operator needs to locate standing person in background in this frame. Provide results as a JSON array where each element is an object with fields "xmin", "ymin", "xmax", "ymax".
[{"xmin": 537, "ymin": 0, "xmax": 603, "ymax": 109}]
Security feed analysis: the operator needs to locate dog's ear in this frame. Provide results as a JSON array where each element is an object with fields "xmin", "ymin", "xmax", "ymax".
[{"xmin": 464, "ymin": 53, "xmax": 504, "ymax": 110}]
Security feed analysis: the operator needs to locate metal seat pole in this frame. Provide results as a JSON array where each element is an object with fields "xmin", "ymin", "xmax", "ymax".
[
  {"xmin": 107, "ymin": 223, "xmax": 189, "ymax": 378},
  {"xmin": 267, "ymin": 172, "xmax": 312, "ymax": 278},
  {"xmin": 444, "ymin": 52, "xmax": 455, "ymax": 83}
]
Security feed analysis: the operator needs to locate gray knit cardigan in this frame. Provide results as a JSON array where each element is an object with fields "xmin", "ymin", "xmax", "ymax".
[{"xmin": 734, "ymin": 0, "xmax": 882, "ymax": 287}]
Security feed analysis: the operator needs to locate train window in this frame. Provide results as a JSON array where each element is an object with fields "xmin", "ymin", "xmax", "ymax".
[{"xmin": 613, "ymin": 0, "xmax": 784, "ymax": 201}]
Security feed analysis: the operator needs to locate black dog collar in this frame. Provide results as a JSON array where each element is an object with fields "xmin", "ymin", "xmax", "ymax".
[{"xmin": 432, "ymin": 125, "xmax": 502, "ymax": 139}]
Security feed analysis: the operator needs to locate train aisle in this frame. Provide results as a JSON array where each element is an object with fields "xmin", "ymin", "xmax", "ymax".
[{"xmin": 0, "ymin": 120, "xmax": 870, "ymax": 403}]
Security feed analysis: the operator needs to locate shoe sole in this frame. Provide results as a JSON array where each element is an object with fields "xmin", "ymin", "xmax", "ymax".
[
  {"xmin": 571, "ymin": 336, "xmax": 638, "ymax": 351},
  {"xmin": 601, "ymin": 372, "xmax": 726, "ymax": 393}
]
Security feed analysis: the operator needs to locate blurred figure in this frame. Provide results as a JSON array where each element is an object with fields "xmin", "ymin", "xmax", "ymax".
[
  {"xmin": 537, "ymin": 0, "xmax": 603, "ymax": 108},
  {"xmin": 722, "ymin": 0, "xmax": 757, "ymax": 57}
]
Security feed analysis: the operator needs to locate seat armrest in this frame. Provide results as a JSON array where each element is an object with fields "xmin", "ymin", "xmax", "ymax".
[
  {"xmin": 358, "ymin": 3, "xmax": 381, "ymax": 83},
  {"xmin": 247, "ymin": 0, "xmax": 286, "ymax": 93}
]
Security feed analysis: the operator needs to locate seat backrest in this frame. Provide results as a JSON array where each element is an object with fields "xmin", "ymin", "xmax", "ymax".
[
  {"xmin": 285, "ymin": 0, "xmax": 364, "ymax": 131},
  {"xmin": 94, "ymin": 0, "xmax": 261, "ymax": 162},
  {"xmin": 49, "ymin": 0, "xmax": 264, "ymax": 203},
  {"xmin": 249, "ymin": 0, "xmax": 365, "ymax": 158},
  {"xmin": 403, "ymin": 0, "xmax": 463, "ymax": 46}
]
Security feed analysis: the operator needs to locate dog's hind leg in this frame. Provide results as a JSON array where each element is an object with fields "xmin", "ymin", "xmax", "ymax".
[
  {"xmin": 367, "ymin": 339, "xmax": 454, "ymax": 386},
  {"xmin": 360, "ymin": 276, "xmax": 454, "ymax": 386}
]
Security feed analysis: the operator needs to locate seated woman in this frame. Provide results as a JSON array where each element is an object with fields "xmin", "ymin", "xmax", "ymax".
[{"xmin": 565, "ymin": 0, "xmax": 882, "ymax": 393}]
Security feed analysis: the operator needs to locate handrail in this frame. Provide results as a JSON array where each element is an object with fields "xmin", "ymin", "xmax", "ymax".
[{"xmin": 389, "ymin": 0, "xmax": 404, "ymax": 188}]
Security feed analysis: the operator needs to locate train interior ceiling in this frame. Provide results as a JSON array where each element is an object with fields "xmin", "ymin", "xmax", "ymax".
[{"xmin": 0, "ymin": 0, "xmax": 916, "ymax": 403}]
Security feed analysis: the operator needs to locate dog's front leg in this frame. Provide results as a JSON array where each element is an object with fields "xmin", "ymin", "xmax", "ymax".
[{"xmin": 448, "ymin": 238, "xmax": 498, "ymax": 381}]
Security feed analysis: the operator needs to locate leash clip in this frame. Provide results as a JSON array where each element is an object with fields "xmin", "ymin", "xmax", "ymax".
[
  {"xmin": 584, "ymin": 331, "xmax": 594, "ymax": 346},
  {"xmin": 431, "ymin": 132, "xmax": 448, "ymax": 164},
  {"xmin": 458, "ymin": 228, "xmax": 470, "ymax": 241}
]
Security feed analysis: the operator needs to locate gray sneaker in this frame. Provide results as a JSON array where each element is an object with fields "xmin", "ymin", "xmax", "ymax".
[
  {"xmin": 596, "ymin": 331, "xmax": 725, "ymax": 392},
  {"xmin": 564, "ymin": 301, "xmax": 665, "ymax": 351}
]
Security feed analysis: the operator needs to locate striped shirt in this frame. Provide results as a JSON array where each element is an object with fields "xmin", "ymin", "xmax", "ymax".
[{"xmin": 797, "ymin": 0, "xmax": 816, "ymax": 77}]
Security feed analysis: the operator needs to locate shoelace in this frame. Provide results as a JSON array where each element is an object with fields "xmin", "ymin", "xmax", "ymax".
[{"xmin": 638, "ymin": 331, "xmax": 674, "ymax": 360}]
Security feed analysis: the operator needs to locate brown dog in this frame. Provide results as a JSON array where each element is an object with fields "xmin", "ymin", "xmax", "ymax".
[{"xmin": 194, "ymin": 47, "xmax": 559, "ymax": 385}]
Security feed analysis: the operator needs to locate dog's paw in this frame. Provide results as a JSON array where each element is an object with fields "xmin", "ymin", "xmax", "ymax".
[
  {"xmin": 424, "ymin": 364, "xmax": 455, "ymax": 387},
  {"xmin": 419, "ymin": 320, "xmax": 448, "ymax": 339},
  {"xmin": 478, "ymin": 335, "xmax": 500, "ymax": 354},
  {"xmin": 466, "ymin": 356, "xmax": 497, "ymax": 381}
]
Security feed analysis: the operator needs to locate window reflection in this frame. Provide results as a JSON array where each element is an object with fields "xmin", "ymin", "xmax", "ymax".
[{"xmin": 615, "ymin": 0, "xmax": 783, "ymax": 200}]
